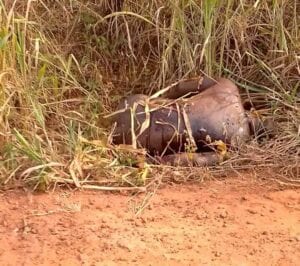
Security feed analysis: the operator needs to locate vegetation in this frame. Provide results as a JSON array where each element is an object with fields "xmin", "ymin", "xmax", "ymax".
[{"xmin": 0, "ymin": 0, "xmax": 299, "ymax": 190}]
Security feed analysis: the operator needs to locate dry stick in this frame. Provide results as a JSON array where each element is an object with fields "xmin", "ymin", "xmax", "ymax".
[
  {"xmin": 135, "ymin": 177, "xmax": 162, "ymax": 216},
  {"xmin": 26, "ymin": 209, "xmax": 79, "ymax": 217},
  {"xmin": 69, "ymin": 161, "xmax": 81, "ymax": 188},
  {"xmin": 149, "ymin": 80, "xmax": 181, "ymax": 100},
  {"xmin": 130, "ymin": 102, "xmax": 138, "ymax": 149},
  {"xmin": 182, "ymin": 105, "xmax": 197, "ymax": 148},
  {"xmin": 20, "ymin": 162, "xmax": 65, "ymax": 179},
  {"xmin": 136, "ymin": 100, "xmax": 150, "ymax": 138},
  {"xmin": 4, "ymin": 165, "xmax": 23, "ymax": 184},
  {"xmin": 104, "ymin": 106, "xmax": 128, "ymax": 118},
  {"xmin": 0, "ymin": 90, "xmax": 16, "ymax": 112},
  {"xmin": 51, "ymin": 177, "xmax": 147, "ymax": 192},
  {"xmin": 156, "ymin": 121, "xmax": 179, "ymax": 157},
  {"xmin": 81, "ymin": 184, "xmax": 146, "ymax": 192},
  {"xmin": 271, "ymin": 179, "xmax": 300, "ymax": 188},
  {"xmin": 107, "ymin": 122, "xmax": 117, "ymax": 145}
]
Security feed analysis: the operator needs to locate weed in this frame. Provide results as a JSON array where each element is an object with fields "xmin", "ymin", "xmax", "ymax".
[{"xmin": 0, "ymin": 0, "xmax": 299, "ymax": 190}]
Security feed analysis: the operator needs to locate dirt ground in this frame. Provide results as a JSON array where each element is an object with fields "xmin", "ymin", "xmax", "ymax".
[{"xmin": 0, "ymin": 177, "xmax": 299, "ymax": 266}]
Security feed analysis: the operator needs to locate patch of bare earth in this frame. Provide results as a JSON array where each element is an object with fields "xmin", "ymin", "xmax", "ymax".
[{"xmin": 0, "ymin": 177, "xmax": 299, "ymax": 266}]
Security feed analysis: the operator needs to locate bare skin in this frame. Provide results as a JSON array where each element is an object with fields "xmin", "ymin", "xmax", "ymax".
[{"xmin": 111, "ymin": 76, "xmax": 272, "ymax": 166}]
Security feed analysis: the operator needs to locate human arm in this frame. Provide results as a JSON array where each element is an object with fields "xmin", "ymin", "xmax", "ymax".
[{"xmin": 161, "ymin": 75, "xmax": 217, "ymax": 99}]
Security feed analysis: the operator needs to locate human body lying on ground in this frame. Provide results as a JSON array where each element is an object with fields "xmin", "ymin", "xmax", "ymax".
[{"xmin": 110, "ymin": 76, "xmax": 274, "ymax": 166}]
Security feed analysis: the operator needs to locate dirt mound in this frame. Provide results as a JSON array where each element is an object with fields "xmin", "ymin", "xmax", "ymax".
[{"xmin": 0, "ymin": 178, "xmax": 299, "ymax": 265}]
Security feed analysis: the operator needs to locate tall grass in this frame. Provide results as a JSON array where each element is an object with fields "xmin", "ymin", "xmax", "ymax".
[{"xmin": 0, "ymin": 0, "xmax": 299, "ymax": 189}]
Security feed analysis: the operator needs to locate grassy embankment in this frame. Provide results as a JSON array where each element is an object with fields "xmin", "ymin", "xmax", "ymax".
[{"xmin": 0, "ymin": 0, "xmax": 299, "ymax": 190}]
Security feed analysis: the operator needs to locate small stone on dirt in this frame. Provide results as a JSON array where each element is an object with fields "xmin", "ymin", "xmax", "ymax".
[
  {"xmin": 247, "ymin": 209, "xmax": 257, "ymax": 214},
  {"xmin": 219, "ymin": 210, "xmax": 228, "ymax": 219},
  {"xmin": 117, "ymin": 241, "xmax": 132, "ymax": 252},
  {"xmin": 214, "ymin": 251, "xmax": 222, "ymax": 257}
]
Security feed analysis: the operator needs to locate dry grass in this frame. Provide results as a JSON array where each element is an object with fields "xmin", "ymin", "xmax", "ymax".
[{"xmin": 0, "ymin": 0, "xmax": 299, "ymax": 190}]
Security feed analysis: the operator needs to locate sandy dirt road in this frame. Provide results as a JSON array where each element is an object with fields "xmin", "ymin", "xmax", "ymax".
[{"xmin": 0, "ymin": 177, "xmax": 299, "ymax": 266}]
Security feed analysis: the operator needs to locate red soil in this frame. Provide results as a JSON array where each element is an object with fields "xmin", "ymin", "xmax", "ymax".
[{"xmin": 0, "ymin": 177, "xmax": 299, "ymax": 265}]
